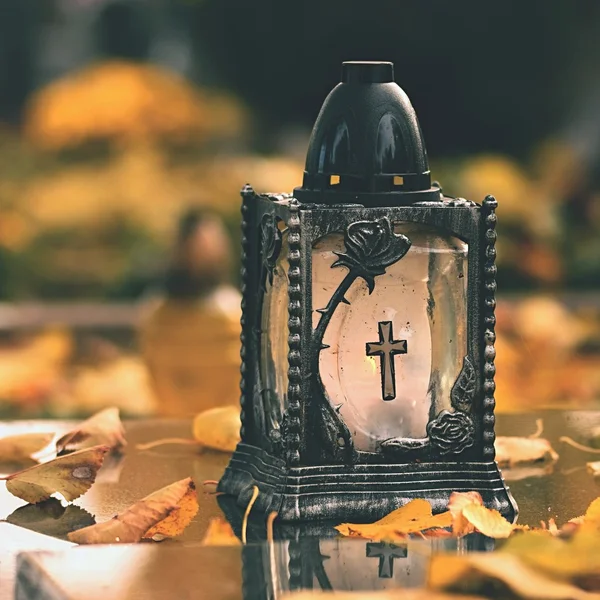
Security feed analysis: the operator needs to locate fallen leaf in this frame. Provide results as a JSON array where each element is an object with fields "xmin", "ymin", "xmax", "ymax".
[
  {"xmin": 495, "ymin": 436, "xmax": 558, "ymax": 467},
  {"xmin": 0, "ymin": 432, "xmax": 55, "ymax": 462},
  {"xmin": 429, "ymin": 553, "xmax": 598, "ymax": 599},
  {"xmin": 2, "ymin": 445, "xmax": 110, "ymax": 503},
  {"xmin": 460, "ymin": 502, "xmax": 515, "ymax": 538},
  {"xmin": 135, "ymin": 406, "xmax": 240, "ymax": 453},
  {"xmin": 201, "ymin": 517, "xmax": 240, "ymax": 546},
  {"xmin": 587, "ymin": 461, "xmax": 600, "ymax": 477},
  {"xmin": 143, "ymin": 480, "xmax": 198, "ymax": 539},
  {"xmin": 193, "ymin": 405, "xmax": 240, "ymax": 452},
  {"xmin": 448, "ymin": 491, "xmax": 483, "ymax": 536},
  {"xmin": 335, "ymin": 499, "xmax": 453, "ymax": 540},
  {"xmin": 501, "ymin": 530, "xmax": 600, "ymax": 583},
  {"xmin": 502, "ymin": 462, "xmax": 556, "ymax": 481},
  {"xmin": 6, "ymin": 498, "xmax": 95, "ymax": 540},
  {"xmin": 68, "ymin": 477, "xmax": 196, "ymax": 544},
  {"xmin": 56, "ymin": 407, "xmax": 126, "ymax": 454}
]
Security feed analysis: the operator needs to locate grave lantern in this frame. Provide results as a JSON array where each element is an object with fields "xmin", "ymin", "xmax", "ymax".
[{"xmin": 218, "ymin": 61, "xmax": 517, "ymax": 522}]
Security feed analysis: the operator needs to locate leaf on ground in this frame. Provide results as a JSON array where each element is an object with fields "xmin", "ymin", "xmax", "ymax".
[
  {"xmin": 587, "ymin": 462, "xmax": 600, "ymax": 477},
  {"xmin": 335, "ymin": 499, "xmax": 452, "ymax": 540},
  {"xmin": 0, "ymin": 432, "xmax": 55, "ymax": 462},
  {"xmin": 495, "ymin": 436, "xmax": 558, "ymax": 467},
  {"xmin": 56, "ymin": 407, "xmax": 126, "ymax": 454},
  {"xmin": 143, "ymin": 480, "xmax": 198, "ymax": 540},
  {"xmin": 201, "ymin": 517, "xmax": 240, "ymax": 546},
  {"xmin": 501, "ymin": 530, "xmax": 600, "ymax": 583},
  {"xmin": 6, "ymin": 498, "xmax": 95, "ymax": 540},
  {"xmin": 447, "ymin": 491, "xmax": 514, "ymax": 538},
  {"xmin": 193, "ymin": 406, "xmax": 240, "ymax": 453},
  {"xmin": 428, "ymin": 553, "xmax": 599, "ymax": 599},
  {"xmin": 68, "ymin": 477, "xmax": 196, "ymax": 544},
  {"xmin": 3, "ymin": 445, "xmax": 110, "ymax": 503},
  {"xmin": 448, "ymin": 491, "xmax": 483, "ymax": 536},
  {"xmin": 461, "ymin": 502, "xmax": 515, "ymax": 539}
]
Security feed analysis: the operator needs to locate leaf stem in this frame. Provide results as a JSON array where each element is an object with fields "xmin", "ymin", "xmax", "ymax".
[
  {"xmin": 559, "ymin": 436, "xmax": 600, "ymax": 454},
  {"xmin": 136, "ymin": 438, "xmax": 200, "ymax": 451},
  {"xmin": 242, "ymin": 485, "xmax": 259, "ymax": 544}
]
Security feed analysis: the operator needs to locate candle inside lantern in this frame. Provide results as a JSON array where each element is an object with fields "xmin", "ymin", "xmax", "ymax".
[{"xmin": 313, "ymin": 223, "xmax": 468, "ymax": 451}]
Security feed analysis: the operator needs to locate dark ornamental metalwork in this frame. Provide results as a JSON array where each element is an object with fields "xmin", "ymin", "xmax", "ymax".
[
  {"xmin": 218, "ymin": 61, "xmax": 516, "ymax": 525},
  {"xmin": 260, "ymin": 213, "xmax": 283, "ymax": 290},
  {"xmin": 366, "ymin": 321, "xmax": 408, "ymax": 401},
  {"xmin": 426, "ymin": 410, "xmax": 476, "ymax": 455},
  {"xmin": 366, "ymin": 542, "xmax": 407, "ymax": 578},
  {"xmin": 451, "ymin": 355, "xmax": 477, "ymax": 412},
  {"xmin": 481, "ymin": 195, "xmax": 499, "ymax": 460}
]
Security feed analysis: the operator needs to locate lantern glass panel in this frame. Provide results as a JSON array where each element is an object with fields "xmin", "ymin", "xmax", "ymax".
[
  {"xmin": 260, "ymin": 229, "xmax": 289, "ymax": 418},
  {"xmin": 312, "ymin": 223, "xmax": 468, "ymax": 451}
]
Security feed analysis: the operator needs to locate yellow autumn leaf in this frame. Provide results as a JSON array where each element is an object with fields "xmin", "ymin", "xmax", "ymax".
[
  {"xmin": 201, "ymin": 517, "xmax": 240, "ymax": 546},
  {"xmin": 501, "ymin": 530, "xmax": 600, "ymax": 580},
  {"xmin": 3, "ymin": 445, "xmax": 110, "ymax": 503},
  {"xmin": 68, "ymin": 477, "xmax": 197, "ymax": 544},
  {"xmin": 56, "ymin": 407, "xmax": 126, "ymax": 454},
  {"xmin": 335, "ymin": 499, "xmax": 452, "ymax": 540},
  {"xmin": 0, "ymin": 432, "xmax": 55, "ymax": 462},
  {"xmin": 448, "ymin": 491, "xmax": 483, "ymax": 536},
  {"xmin": 193, "ymin": 405, "xmax": 240, "ymax": 452},
  {"xmin": 428, "ymin": 553, "xmax": 599, "ymax": 600},
  {"xmin": 460, "ymin": 502, "xmax": 514, "ymax": 539}
]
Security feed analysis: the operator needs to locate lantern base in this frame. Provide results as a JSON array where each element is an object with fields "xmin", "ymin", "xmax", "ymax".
[{"xmin": 218, "ymin": 443, "xmax": 517, "ymax": 523}]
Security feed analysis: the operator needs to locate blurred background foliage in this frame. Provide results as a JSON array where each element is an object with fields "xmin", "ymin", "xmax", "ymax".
[{"xmin": 0, "ymin": 0, "xmax": 598, "ymax": 417}]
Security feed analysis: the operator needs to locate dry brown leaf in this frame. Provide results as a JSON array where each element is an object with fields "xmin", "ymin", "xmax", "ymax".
[
  {"xmin": 587, "ymin": 461, "xmax": 600, "ymax": 477},
  {"xmin": 428, "ymin": 553, "xmax": 598, "ymax": 599},
  {"xmin": 495, "ymin": 436, "xmax": 558, "ymax": 467},
  {"xmin": 335, "ymin": 499, "xmax": 452, "ymax": 540},
  {"xmin": 201, "ymin": 517, "xmax": 240, "ymax": 546},
  {"xmin": 192, "ymin": 405, "xmax": 240, "ymax": 452},
  {"xmin": 68, "ymin": 477, "xmax": 196, "ymax": 544},
  {"xmin": 2, "ymin": 445, "xmax": 110, "ymax": 503},
  {"xmin": 143, "ymin": 480, "xmax": 198, "ymax": 539},
  {"xmin": 0, "ymin": 432, "xmax": 55, "ymax": 462},
  {"xmin": 448, "ymin": 491, "xmax": 483, "ymax": 536},
  {"xmin": 460, "ymin": 502, "xmax": 515, "ymax": 538},
  {"xmin": 56, "ymin": 407, "xmax": 126, "ymax": 453}
]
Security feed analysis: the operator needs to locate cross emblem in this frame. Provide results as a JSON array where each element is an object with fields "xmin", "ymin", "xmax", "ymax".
[
  {"xmin": 366, "ymin": 542, "xmax": 407, "ymax": 578},
  {"xmin": 366, "ymin": 321, "xmax": 407, "ymax": 401}
]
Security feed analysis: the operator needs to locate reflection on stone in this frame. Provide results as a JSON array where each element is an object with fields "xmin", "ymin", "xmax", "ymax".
[
  {"xmin": 241, "ymin": 535, "xmax": 495, "ymax": 599},
  {"xmin": 6, "ymin": 498, "xmax": 95, "ymax": 540}
]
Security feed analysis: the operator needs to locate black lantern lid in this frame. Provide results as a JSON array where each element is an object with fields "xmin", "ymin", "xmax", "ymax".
[{"xmin": 294, "ymin": 61, "xmax": 441, "ymax": 205}]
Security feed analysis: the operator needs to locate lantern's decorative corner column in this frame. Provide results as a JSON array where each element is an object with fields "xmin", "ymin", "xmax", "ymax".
[
  {"xmin": 239, "ymin": 184, "xmax": 254, "ymax": 443},
  {"xmin": 286, "ymin": 199, "xmax": 303, "ymax": 467},
  {"xmin": 217, "ymin": 185, "xmax": 288, "ymax": 516},
  {"xmin": 481, "ymin": 195, "xmax": 498, "ymax": 460}
]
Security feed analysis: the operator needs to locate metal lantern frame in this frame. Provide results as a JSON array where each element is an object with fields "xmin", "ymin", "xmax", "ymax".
[{"xmin": 218, "ymin": 184, "xmax": 516, "ymax": 522}]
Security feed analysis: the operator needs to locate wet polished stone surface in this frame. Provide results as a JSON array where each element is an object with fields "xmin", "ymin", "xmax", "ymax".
[{"xmin": 2, "ymin": 411, "xmax": 600, "ymax": 599}]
